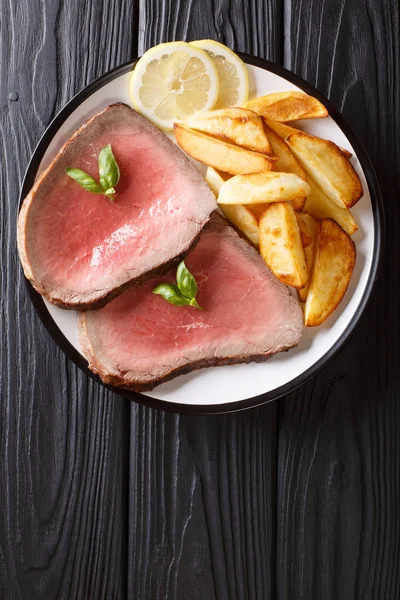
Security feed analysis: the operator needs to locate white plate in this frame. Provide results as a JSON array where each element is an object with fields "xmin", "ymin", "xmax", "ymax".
[{"xmin": 20, "ymin": 56, "xmax": 382, "ymax": 413}]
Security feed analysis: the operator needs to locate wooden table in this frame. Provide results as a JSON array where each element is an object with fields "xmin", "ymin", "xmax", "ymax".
[{"xmin": 1, "ymin": 1, "xmax": 399, "ymax": 598}]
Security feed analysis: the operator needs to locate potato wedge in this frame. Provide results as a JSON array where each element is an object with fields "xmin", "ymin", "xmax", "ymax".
[
  {"xmin": 263, "ymin": 124, "xmax": 308, "ymax": 210},
  {"xmin": 263, "ymin": 118, "xmax": 300, "ymax": 140},
  {"xmin": 204, "ymin": 166, "xmax": 230, "ymax": 196},
  {"xmin": 185, "ymin": 108, "xmax": 273, "ymax": 155},
  {"xmin": 296, "ymin": 213, "xmax": 313, "ymax": 248},
  {"xmin": 305, "ymin": 219, "xmax": 356, "ymax": 326},
  {"xmin": 243, "ymin": 91, "xmax": 328, "ymax": 121},
  {"xmin": 217, "ymin": 171, "xmax": 311, "ymax": 206},
  {"xmin": 174, "ymin": 124, "xmax": 277, "ymax": 175},
  {"xmin": 250, "ymin": 203, "xmax": 317, "ymax": 224},
  {"xmin": 205, "ymin": 167, "xmax": 260, "ymax": 246},
  {"xmin": 264, "ymin": 118, "xmax": 353, "ymax": 160},
  {"xmin": 259, "ymin": 202, "xmax": 308, "ymax": 289},
  {"xmin": 264, "ymin": 124, "xmax": 307, "ymax": 179},
  {"xmin": 219, "ymin": 204, "xmax": 260, "ymax": 247},
  {"xmin": 248, "ymin": 203, "xmax": 269, "ymax": 220},
  {"xmin": 304, "ymin": 179, "xmax": 358, "ymax": 236},
  {"xmin": 340, "ymin": 147, "xmax": 352, "ymax": 160},
  {"xmin": 286, "ymin": 131, "xmax": 363, "ymax": 208},
  {"xmin": 298, "ymin": 214, "xmax": 319, "ymax": 302}
]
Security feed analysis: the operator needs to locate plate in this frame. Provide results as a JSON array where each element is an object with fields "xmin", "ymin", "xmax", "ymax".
[{"xmin": 19, "ymin": 54, "xmax": 383, "ymax": 414}]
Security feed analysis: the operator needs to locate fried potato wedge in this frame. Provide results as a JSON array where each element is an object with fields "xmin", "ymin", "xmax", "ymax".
[
  {"xmin": 340, "ymin": 147, "xmax": 352, "ymax": 160},
  {"xmin": 217, "ymin": 171, "xmax": 311, "ymax": 206},
  {"xmin": 219, "ymin": 204, "xmax": 260, "ymax": 247},
  {"xmin": 205, "ymin": 167, "xmax": 260, "ymax": 246},
  {"xmin": 296, "ymin": 213, "xmax": 313, "ymax": 248},
  {"xmin": 185, "ymin": 108, "xmax": 273, "ymax": 155},
  {"xmin": 304, "ymin": 179, "xmax": 358, "ymax": 236},
  {"xmin": 305, "ymin": 218, "xmax": 356, "ymax": 326},
  {"xmin": 263, "ymin": 124, "xmax": 308, "ymax": 210},
  {"xmin": 298, "ymin": 214, "xmax": 319, "ymax": 302},
  {"xmin": 286, "ymin": 131, "xmax": 363, "ymax": 208},
  {"xmin": 263, "ymin": 118, "xmax": 299, "ymax": 140},
  {"xmin": 248, "ymin": 203, "xmax": 269, "ymax": 220},
  {"xmin": 259, "ymin": 202, "xmax": 308, "ymax": 289},
  {"xmin": 243, "ymin": 91, "xmax": 328, "ymax": 121},
  {"xmin": 174, "ymin": 124, "xmax": 277, "ymax": 175},
  {"xmin": 204, "ymin": 166, "xmax": 230, "ymax": 196},
  {"xmin": 264, "ymin": 118, "xmax": 353, "ymax": 160},
  {"xmin": 264, "ymin": 125, "xmax": 307, "ymax": 179}
]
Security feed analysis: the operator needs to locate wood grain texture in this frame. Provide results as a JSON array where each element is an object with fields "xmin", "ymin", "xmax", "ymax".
[
  {"xmin": 127, "ymin": 2, "xmax": 283, "ymax": 598},
  {"xmin": 128, "ymin": 407, "xmax": 277, "ymax": 599},
  {"xmin": 138, "ymin": 0, "xmax": 282, "ymax": 61},
  {"xmin": 0, "ymin": 1, "xmax": 136, "ymax": 598},
  {"xmin": 277, "ymin": 0, "xmax": 400, "ymax": 597},
  {"xmin": 2, "ymin": 0, "xmax": 399, "ymax": 599}
]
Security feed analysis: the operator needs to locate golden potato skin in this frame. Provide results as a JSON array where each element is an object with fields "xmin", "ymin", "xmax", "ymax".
[
  {"xmin": 305, "ymin": 218, "xmax": 356, "ymax": 326},
  {"xmin": 174, "ymin": 124, "xmax": 277, "ymax": 175},
  {"xmin": 259, "ymin": 202, "xmax": 308, "ymax": 289},
  {"xmin": 205, "ymin": 167, "xmax": 259, "ymax": 247},
  {"xmin": 286, "ymin": 131, "xmax": 363, "ymax": 209},
  {"xmin": 304, "ymin": 179, "xmax": 358, "ymax": 236},
  {"xmin": 298, "ymin": 214, "xmax": 319, "ymax": 302},
  {"xmin": 263, "ymin": 125, "xmax": 308, "ymax": 210},
  {"xmin": 185, "ymin": 108, "xmax": 273, "ymax": 155},
  {"xmin": 243, "ymin": 91, "xmax": 328, "ymax": 121},
  {"xmin": 296, "ymin": 212, "xmax": 313, "ymax": 249},
  {"xmin": 217, "ymin": 171, "xmax": 311, "ymax": 206},
  {"xmin": 220, "ymin": 204, "xmax": 260, "ymax": 247}
]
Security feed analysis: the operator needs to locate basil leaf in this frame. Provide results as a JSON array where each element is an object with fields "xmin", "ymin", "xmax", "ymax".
[
  {"xmin": 153, "ymin": 261, "xmax": 203, "ymax": 310},
  {"xmin": 189, "ymin": 297, "xmax": 203, "ymax": 310},
  {"xmin": 65, "ymin": 168, "xmax": 104, "ymax": 194},
  {"xmin": 98, "ymin": 144, "xmax": 120, "ymax": 192},
  {"xmin": 176, "ymin": 260, "xmax": 198, "ymax": 299},
  {"xmin": 152, "ymin": 283, "xmax": 190, "ymax": 307},
  {"xmin": 66, "ymin": 145, "xmax": 121, "ymax": 202},
  {"xmin": 104, "ymin": 187, "xmax": 116, "ymax": 202}
]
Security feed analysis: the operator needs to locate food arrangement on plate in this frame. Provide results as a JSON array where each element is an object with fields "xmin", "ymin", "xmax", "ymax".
[{"xmin": 17, "ymin": 40, "xmax": 366, "ymax": 394}]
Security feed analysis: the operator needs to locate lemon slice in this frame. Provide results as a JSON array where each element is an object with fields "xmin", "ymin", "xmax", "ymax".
[
  {"xmin": 190, "ymin": 40, "xmax": 249, "ymax": 109},
  {"xmin": 129, "ymin": 41, "xmax": 219, "ymax": 130}
]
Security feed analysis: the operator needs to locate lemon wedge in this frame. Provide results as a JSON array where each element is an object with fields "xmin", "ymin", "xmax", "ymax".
[
  {"xmin": 129, "ymin": 42, "xmax": 219, "ymax": 130},
  {"xmin": 190, "ymin": 40, "xmax": 249, "ymax": 109}
]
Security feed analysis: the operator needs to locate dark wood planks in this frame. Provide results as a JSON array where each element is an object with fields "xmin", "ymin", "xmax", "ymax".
[
  {"xmin": 128, "ymin": 407, "xmax": 277, "ymax": 599},
  {"xmin": 126, "ymin": 1, "xmax": 283, "ymax": 598},
  {"xmin": 0, "ymin": 1, "xmax": 136, "ymax": 598},
  {"xmin": 2, "ymin": 0, "xmax": 398, "ymax": 598},
  {"xmin": 277, "ymin": 0, "xmax": 400, "ymax": 598},
  {"xmin": 138, "ymin": 0, "xmax": 282, "ymax": 62}
]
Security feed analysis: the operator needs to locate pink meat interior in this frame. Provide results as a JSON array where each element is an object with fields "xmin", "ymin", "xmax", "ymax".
[
  {"xmin": 84, "ymin": 221, "xmax": 302, "ymax": 383},
  {"xmin": 24, "ymin": 105, "xmax": 215, "ymax": 302}
]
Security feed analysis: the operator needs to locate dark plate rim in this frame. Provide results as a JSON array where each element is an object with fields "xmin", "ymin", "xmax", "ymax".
[{"xmin": 19, "ymin": 53, "xmax": 384, "ymax": 415}]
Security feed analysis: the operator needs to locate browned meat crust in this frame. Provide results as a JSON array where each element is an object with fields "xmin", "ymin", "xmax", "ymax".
[
  {"xmin": 17, "ymin": 103, "xmax": 212, "ymax": 311},
  {"xmin": 78, "ymin": 311, "xmax": 298, "ymax": 391}
]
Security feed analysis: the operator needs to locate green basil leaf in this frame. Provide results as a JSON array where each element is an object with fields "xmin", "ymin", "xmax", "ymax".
[
  {"xmin": 153, "ymin": 262, "xmax": 203, "ymax": 310},
  {"xmin": 98, "ymin": 144, "xmax": 120, "ymax": 192},
  {"xmin": 104, "ymin": 188, "xmax": 116, "ymax": 202},
  {"xmin": 65, "ymin": 168, "xmax": 103, "ymax": 194},
  {"xmin": 176, "ymin": 260, "xmax": 198, "ymax": 299},
  {"xmin": 189, "ymin": 297, "xmax": 203, "ymax": 310},
  {"xmin": 152, "ymin": 283, "xmax": 190, "ymax": 307}
]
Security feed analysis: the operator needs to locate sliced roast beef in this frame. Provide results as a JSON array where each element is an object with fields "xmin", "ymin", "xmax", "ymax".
[
  {"xmin": 79, "ymin": 213, "xmax": 304, "ymax": 391},
  {"xmin": 17, "ymin": 103, "xmax": 216, "ymax": 310}
]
